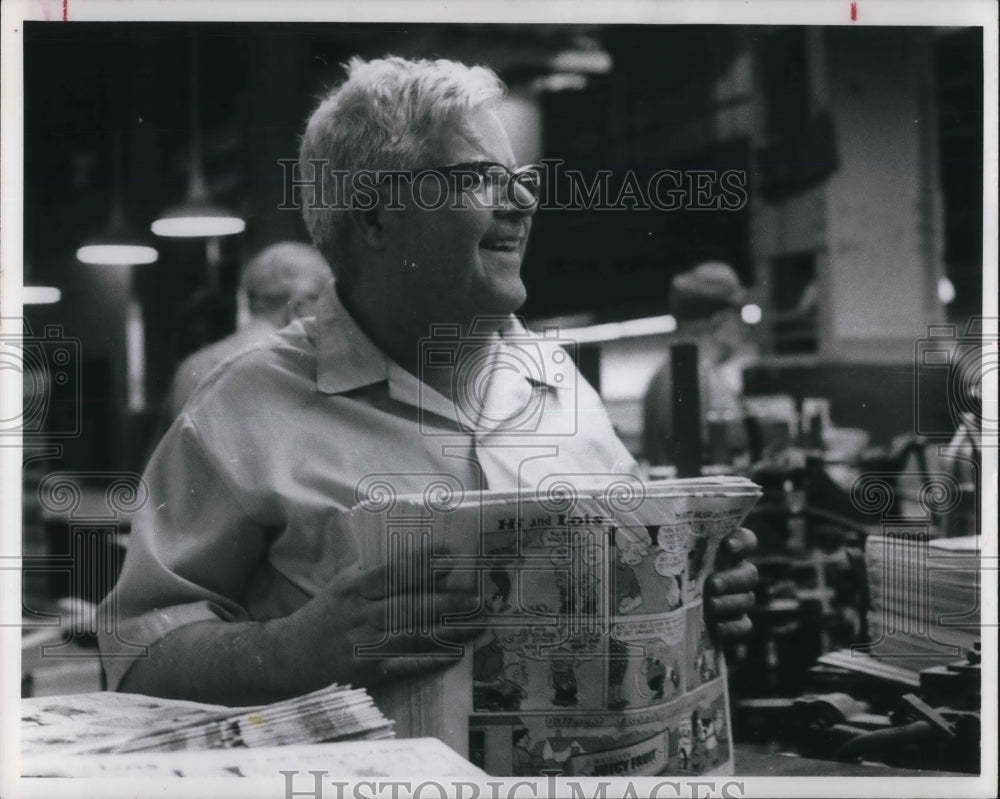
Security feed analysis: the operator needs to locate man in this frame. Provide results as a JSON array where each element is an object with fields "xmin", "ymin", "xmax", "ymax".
[
  {"xmin": 166, "ymin": 241, "xmax": 332, "ymax": 418},
  {"xmin": 99, "ymin": 56, "xmax": 757, "ymax": 705},
  {"xmin": 642, "ymin": 261, "xmax": 757, "ymax": 466}
]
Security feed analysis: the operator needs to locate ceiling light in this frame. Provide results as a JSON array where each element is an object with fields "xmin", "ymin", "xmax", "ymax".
[
  {"xmin": 152, "ymin": 32, "xmax": 244, "ymax": 239},
  {"xmin": 22, "ymin": 286, "xmax": 62, "ymax": 305},
  {"xmin": 550, "ymin": 49, "xmax": 612, "ymax": 75},
  {"xmin": 76, "ymin": 131, "xmax": 160, "ymax": 267},
  {"xmin": 533, "ymin": 73, "xmax": 589, "ymax": 93}
]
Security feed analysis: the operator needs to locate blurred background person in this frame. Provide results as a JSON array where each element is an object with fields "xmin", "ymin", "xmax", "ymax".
[
  {"xmin": 642, "ymin": 261, "xmax": 758, "ymax": 468},
  {"xmin": 165, "ymin": 241, "xmax": 332, "ymax": 419}
]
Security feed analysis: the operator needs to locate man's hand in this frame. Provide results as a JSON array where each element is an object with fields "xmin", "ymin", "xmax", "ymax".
[
  {"xmin": 279, "ymin": 551, "xmax": 486, "ymax": 690},
  {"xmin": 117, "ymin": 551, "xmax": 485, "ymax": 705},
  {"xmin": 704, "ymin": 527, "xmax": 758, "ymax": 642}
]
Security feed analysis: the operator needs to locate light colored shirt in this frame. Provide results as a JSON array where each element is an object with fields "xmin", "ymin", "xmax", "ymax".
[
  {"xmin": 100, "ymin": 284, "xmax": 637, "ymax": 690},
  {"xmin": 167, "ymin": 318, "xmax": 279, "ymax": 418}
]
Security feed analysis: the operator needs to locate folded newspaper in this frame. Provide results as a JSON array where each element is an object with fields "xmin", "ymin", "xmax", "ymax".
[
  {"xmin": 352, "ymin": 474, "xmax": 761, "ymax": 777},
  {"xmin": 21, "ymin": 681, "xmax": 393, "ymax": 761}
]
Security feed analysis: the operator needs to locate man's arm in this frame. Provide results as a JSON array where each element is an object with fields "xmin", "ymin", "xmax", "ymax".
[
  {"xmin": 103, "ymin": 404, "xmax": 486, "ymax": 703},
  {"xmin": 117, "ymin": 617, "xmax": 295, "ymax": 704},
  {"xmin": 99, "ymin": 413, "xmax": 278, "ymax": 693},
  {"xmin": 117, "ymin": 560, "xmax": 484, "ymax": 705}
]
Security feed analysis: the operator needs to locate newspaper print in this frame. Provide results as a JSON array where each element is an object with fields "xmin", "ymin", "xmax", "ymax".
[
  {"xmin": 355, "ymin": 477, "xmax": 759, "ymax": 777},
  {"xmin": 466, "ymin": 485, "xmax": 756, "ymax": 776}
]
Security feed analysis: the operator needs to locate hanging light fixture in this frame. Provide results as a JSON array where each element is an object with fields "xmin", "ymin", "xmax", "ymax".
[
  {"xmin": 152, "ymin": 31, "xmax": 245, "ymax": 238},
  {"xmin": 22, "ymin": 286, "xmax": 62, "ymax": 305},
  {"xmin": 76, "ymin": 131, "xmax": 160, "ymax": 266}
]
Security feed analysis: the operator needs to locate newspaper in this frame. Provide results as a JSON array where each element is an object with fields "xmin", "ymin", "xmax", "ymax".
[
  {"xmin": 351, "ymin": 475, "xmax": 761, "ymax": 777},
  {"xmin": 21, "ymin": 682, "xmax": 393, "ymax": 761},
  {"xmin": 863, "ymin": 533, "xmax": 981, "ymax": 672},
  {"xmin": 22, "ymin": 738, "xmax": 486, "ymax": 778}
]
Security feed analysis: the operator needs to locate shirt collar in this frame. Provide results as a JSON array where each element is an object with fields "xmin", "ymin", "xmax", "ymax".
[
  {"xmin": 496, "ymin": 316, "xmax": 570, "ymax": 392},
  {"xmin": 314, "ymin": 282, "xmax": 567, "ymax": 395},
  {"xmin": 315, "ymin": 282, "xmax": 390, "ymax": 395}
]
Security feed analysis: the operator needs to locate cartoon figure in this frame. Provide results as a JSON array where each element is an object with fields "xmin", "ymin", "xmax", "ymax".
[
  {"xmin": 674, "ymin": 721, "xmax": 692, "ymax": 772},
  {"xmin": 486, "ymin": 544, "xmax": 522, "ymax": 613},
  {"xmin": 549, "ymin": 658, "xmax": 578, "ymax": 707},
  {"xmin": 473, "ymin": 636, "xmax": 505, "ymax": 684},
  {"xmin": 664, "ymin": 573, "xmax": 683, "ymax": 611},
  {"xmin": 512, "ymin": 728, "xmax": 542, "ymax": 776},
  {"xmin": 613, "ymin": 528, "xmax": 649, "ymax": 615},
  {"xmin": 552, "ymin": 531, "xmax": 602, "ymax": 624},
  {"xmin": 694, "ymin": 625, "xmax": 719, "ymax": 683},
  {"xmin": 607, "ymin": 529, "xmax": 649, "ymax": 709},
  {"xmin": 607, "ymin": 636, "xmax": 632, "ymax": 710},
  {"xmin": 635, "ymin": 639, "xmax": 679, "ymax": 702},
  {"xmin": 474, "ymin": 635, "xmax": 521, "ymax": 710},
  {"xmin": 542, "ymin": 738, "xmax": 586, "ymax": 768},
  {"xmin": 490, "ymin": 661, "xmax": 529, "ymax": 711},
  {"xmin": 641, "ymin": 653, "xmax": 667, "ymax": 700},
  {"xmin": 555, "ymin": 568, "xmax": 600, "ymax": 622},
  {"xmin": 690, "ymin": 707, "xmax": 721, "ymax": 771},
  {"xmin": 697, "ymin": 650, "xmax": 718, "ymax": 683}
]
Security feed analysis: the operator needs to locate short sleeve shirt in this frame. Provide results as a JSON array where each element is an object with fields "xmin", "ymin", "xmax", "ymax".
[{"xmin": 99, "ymin": 283, "xmax": 638, "ymax": 689}]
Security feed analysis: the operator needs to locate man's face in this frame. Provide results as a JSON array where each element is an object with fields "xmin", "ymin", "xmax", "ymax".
[
  {"xmin": 707, "ymin": 307, "xmax": 744, "ymax": 360},
  {"xmin": 286, "ymin": 274, "xmax": 329, "ymax": 320},
  {"xmin": 383, "ymin": 106, "xmax": 536, "ymax": 325}
]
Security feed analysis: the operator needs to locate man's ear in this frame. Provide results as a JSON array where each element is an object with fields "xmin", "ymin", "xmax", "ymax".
[
  {"xmin": 349, "ymin": 187, "xmax": 400, "ymax": 251},
  {"xmin": 349, "ymin": 205, "xmax": 384, "ymax": 250}
]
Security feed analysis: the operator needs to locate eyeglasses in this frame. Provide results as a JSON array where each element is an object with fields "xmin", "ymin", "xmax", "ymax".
[{"xmin": 422, "ymin": 161, "xmax": 545, "ymax": 208}]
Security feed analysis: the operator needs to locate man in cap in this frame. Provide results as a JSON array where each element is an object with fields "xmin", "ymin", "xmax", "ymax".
[{"xmin": 643, "ymin": 261, "xmax": 757, "ymax": 467}]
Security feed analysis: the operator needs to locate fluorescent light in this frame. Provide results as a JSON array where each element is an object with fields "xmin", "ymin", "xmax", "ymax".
[
  {"xmin": 550, "ymin": 49, "xmax": 612, "ymax": 74},
  {"xmin": 559, "ymin": 314, "xmax": 678, "ymax": 344},
  {"xmin": 533, "ymin": 73, "xmax": 589, "ymax": 93},
  {"xmin": 151, "ymin": 214, "xmax": 245, "ymax": 238},
  {"xmin": 22, "ymin": 286, "xmax": 62, "ymax": 305},
  {"xmin": 76, "ymin": 244, "xmax": 159, "ymax": 266}
]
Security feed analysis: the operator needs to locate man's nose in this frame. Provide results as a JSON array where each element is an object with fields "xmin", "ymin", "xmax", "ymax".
[{"xmin": 496, "ymin": 179, "xmax": 538, "ymax": 217}]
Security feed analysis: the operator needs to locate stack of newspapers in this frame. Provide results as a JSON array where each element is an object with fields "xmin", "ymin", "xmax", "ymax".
[
  {"xmin": 21, "ymin": 681, "xmax": 393, "ymax": 760},
  {"xmin": 863, "ymin": 533, "xmax": 980, "ymax": 673},
  {"xmin": 22, "ymin": 739, "xmax": 484, "ymax": 779},
  {"xmin": 353, "ymin": 475, "xmax": 762, "ymax": 777}
]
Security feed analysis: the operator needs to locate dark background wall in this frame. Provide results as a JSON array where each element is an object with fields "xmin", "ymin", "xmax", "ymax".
[{"xmin": 20, "ymin": 23, "xmax": 985, "ymax": 472}]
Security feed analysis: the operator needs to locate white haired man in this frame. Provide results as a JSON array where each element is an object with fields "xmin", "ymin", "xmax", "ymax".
[
  {"xmin": 100, "ymin": 57, "xmax": 757, "ymax": 704},
  {"xmin": 166, "ymin": 241, "xmax": 332, "ymax": 418}
]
